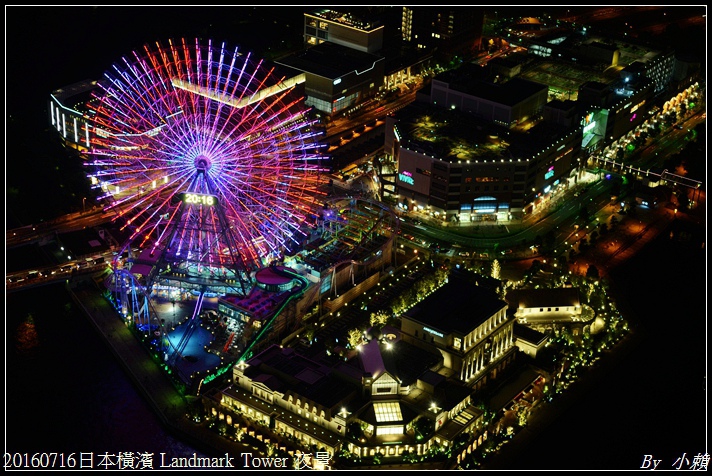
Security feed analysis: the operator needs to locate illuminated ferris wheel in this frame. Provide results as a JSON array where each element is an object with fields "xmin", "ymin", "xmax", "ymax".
[{"xmin": 87, "ymin": 38, "xmax": 328, "ymax": 288}]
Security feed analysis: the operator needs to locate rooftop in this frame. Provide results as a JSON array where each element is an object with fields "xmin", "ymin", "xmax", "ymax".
[
  {"xmin": 51, "ymin": 79, "xmax": 99, "ymax": 112},
  {"xmin": 307, "ymin": 8, "xmax": 383, "ymax": 31},
  {"xmin": 244, "ymin": 345, "xmax": 358, "ymax": 410},
  {"xmin": 404, "ymin": 275, "xmax": 508, "ymax": 335},
  {"xmin": 394, "ymin": 100, "xmax": 574, "ymax": 164},
  {"xmin": 434, "ymin": 64, "xmax": 548, "ymax": 107},
  {"xmin": 513, "ymin": 323, "xmax": 549, "ymax": 346},
  {"xmin": 220, "ymin": 287, "xmax": 290, "ymax": 322},
  {"xmin": 488, "ymin": 366, "xmax": 543, "ymax": 412},
  {"xmin": 276, "ymin": 42, "xmax": 383, "ymax": 80},
  {"xmin": 299, "ymin": 198, "xmax": 395, "ymax": 272}
]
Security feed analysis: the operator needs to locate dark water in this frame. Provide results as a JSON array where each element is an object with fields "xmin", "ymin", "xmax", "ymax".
[
  {"xmin": 487, "ymin": 217, "xmax": 707, "ymax": 470},
  {"xmin": 6, "ymin": 283, "xmax": 203, "ymax": 457},
  {"xmin": 4, "ymin": 6, "xmax": 307, "ymax": 460}
]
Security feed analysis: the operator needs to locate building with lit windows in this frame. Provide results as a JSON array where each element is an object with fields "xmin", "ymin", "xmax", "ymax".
[
  {"xmin": 205, "ymin": 325, "xmax": 495, "ymax": 463},
  {"xmin": 632, "ymin": 48, "xmax": 676, "ymax": 96},
  {"xmin": 385, "ymin": 100, "xmax": 582, "ymax": 221},
  {"xmin": 507, "ymin": 287, "xmax": 595, "ymax": 337},
  {"xmin": 304, "ymin": 8, "xmax": 384, "ymax": 54},
  {"xmin": 302, "ymin": 7, "xmax": 431, "ymax": 97},
  {"xmin": 400, "ymin": 273, "xmax": 516, "ymax": 385},
  {"xmin": 401, "ymin": 7, "xmax": 485, "ymax": 62},
  {"xmin": 276, "ymin": 42, "xmax": 384, "ymax": 117},
  {"xmin": 579, "ymin": 67, "xmax": 655, "ymax": 154},
  {"xmin": 200, "ymin": 271, "xmax": 548, "ymax": 465},
  {"xmin": 48, "ymin": 79, "xmax": 99, "ymax": 152},
  {"xmin": 383, "ymin": 47, "xmax": 434, "ymax": 91}
]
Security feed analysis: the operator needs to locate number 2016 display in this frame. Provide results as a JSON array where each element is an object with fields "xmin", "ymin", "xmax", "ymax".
[{"xmin": 183, "ymin": 193, "xmax": 216, "ymax": 206}]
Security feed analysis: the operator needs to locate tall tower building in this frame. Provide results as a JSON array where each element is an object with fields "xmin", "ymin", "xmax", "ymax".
[{"xmin": 401, "ymin": 7, "xmax": 484, "ymax": 62}]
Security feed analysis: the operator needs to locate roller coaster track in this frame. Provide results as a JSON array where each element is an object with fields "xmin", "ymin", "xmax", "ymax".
[{"xmin": 237, "ymin": 267, "xmax": 310, "ymax": 363}]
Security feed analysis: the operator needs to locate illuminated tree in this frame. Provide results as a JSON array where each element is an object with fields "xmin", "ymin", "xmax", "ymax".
[
  {"xmin": 491, "ymin": 259, "xmax": 501, "ymax": 280},
  {"xmin": 516, "ymin": 407, "xmax": 528, "ymax": 427},
  {"xmin": 370, "ymin": 310, "xmax": 389, "ymax": 328},
  {"xmin": 302, "ymin": 323, "xmax": 317, "ymax": 343},
  {"xmin": 347, "ymin": 328, "xmax": 363, "ymax": 348},
  {"xmin": 15, "ymin": 314, "xmax": 39, "ymax": 356}
]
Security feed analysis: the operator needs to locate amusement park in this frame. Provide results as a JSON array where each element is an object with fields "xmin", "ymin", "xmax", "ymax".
[{"xmin": 82, "ymin": 39, "xmax": 398, "ymax": 394}]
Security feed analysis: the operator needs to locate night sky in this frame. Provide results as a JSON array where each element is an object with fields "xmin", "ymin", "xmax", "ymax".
[{"xmin": 6, "ymin": 6, "xmax": 307, "ymax": 226}]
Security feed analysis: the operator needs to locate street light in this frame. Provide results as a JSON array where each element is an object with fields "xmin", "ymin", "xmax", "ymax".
[{"xmin": 82, "ymin": 197, "xmax": 86, "ymax": 214}]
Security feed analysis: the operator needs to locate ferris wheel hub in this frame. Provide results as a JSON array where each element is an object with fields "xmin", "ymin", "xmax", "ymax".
[{"xmin": 194, "ymin": 155, "xmax": 212, "ymax": 172}]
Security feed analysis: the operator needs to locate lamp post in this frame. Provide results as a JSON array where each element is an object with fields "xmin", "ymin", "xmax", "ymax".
[{"xmin": 82, "ymin": 197, "xmax": 86, "ymax": 214}]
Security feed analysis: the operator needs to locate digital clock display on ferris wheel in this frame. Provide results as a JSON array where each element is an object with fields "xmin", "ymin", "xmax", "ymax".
[{"xmin": 182, "ymin": 192, "xmax": 217, "ymax": 206}]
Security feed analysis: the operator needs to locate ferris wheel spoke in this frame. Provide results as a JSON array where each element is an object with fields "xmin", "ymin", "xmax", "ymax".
[{"xmin": 88, "ymin": 38, "xmax": 327, "ymax": 273}]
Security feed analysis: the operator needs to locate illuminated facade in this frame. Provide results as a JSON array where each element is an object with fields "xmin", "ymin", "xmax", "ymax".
[
  {"xmin": 508, "ymin": 287, "xmax": 595, "ymax": 337},
  {"xmin": 578, "ymin": 67, "xmax": 656, "ymax": 154},
  {"xmin": 276, "ymin": 42, "xmax": 385, "ymax": 116},
  {"xmin": 48, "ymin": 79, "xmax": 99, "ymax": 152},
  {"xmin": 512, "ymin": 323, "xmax": 549, "ymax": 359},
  {"xmin": 637, "ymin": 48, "xmax": 676, "ymax": 95},
  {"xmin": 385, "ymin": 100, "xmax": 582, "ymax": 221},
  {"xmin": 304, "ymin": 8, "xmax": 384, "ymax": 53},
  {"xmin": 400, "ymin": 275, "xmax": 516, "ymax": 384},
  {"xmin": 206, "ymin": 339, "xmax": 490, "ymax": 463},
  {"xmin": 401, "ymin": 7, "xmax": 484, "ymax": 61}
]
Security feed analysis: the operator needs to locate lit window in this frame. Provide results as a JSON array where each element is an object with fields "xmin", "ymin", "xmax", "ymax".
[
  {"xmin": 376, "ymin": 425, "xmax": 404, "ymax": 436},
  {"xmin": 374, "ymin": 402, "xmax": 403, "ymax": 422}
]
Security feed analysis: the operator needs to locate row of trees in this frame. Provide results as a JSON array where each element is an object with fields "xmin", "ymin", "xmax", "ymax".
[{"xmin": 344, "ymin": 267, "xmax": 451, "ymax": 349}]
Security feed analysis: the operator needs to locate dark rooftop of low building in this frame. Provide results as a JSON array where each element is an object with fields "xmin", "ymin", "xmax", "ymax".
[
  {"xmin": 58, "ymin": 228, "xmax": 112, "ymax": 258},
  {"xmin": 276, "ymin": 41, "xmax": 383, "ymax": 80},
  {"xmin": 508, "ymin": 119, "xmax": 577, "ymax": 158},
  {"xmin": 51, "ymin": 79, "xmax": 99, "ymax": 112},
  {"xmin": 348, "ymin": 336, "xmax": 441, "ymax": 387},
  {"xmin": 588, "ymin": 41, "xmax": 620, "ymax": 52},
  {"xmin": 434, "ymin": 63, "xmax": 548, "ymax": 107},
  {"xmin": 245, "ymin": 345, "xmax": 358, "ymax": 410},
  {"xmin": 380, "ymin": 338, "xmax": 441, "ymax": 387},
  {"xmin": 393, "ymin": 99, "xmax": 576, "ymax": 163},
  {"xmin": 418, "ymin": 370, "xmax": 445, "ymax": 388},
  {"xmin": 488, "ymin": 366, "xmax": 543, "ymax": 412},
  {"xmin": 513, "ymin": 323, "xmax": 548, "ymax": 346},
  {"xmin": 488, "ymin": 53, "xmax": 527, "ymax": 69},
  {"xmin": 579, "ymin": 80, "xmax": 610, "ymax": 92},
  {"xmin": 432, "ymin": 378, "xmax": 475, "ymax": 412},
  {"xmin": 403, "ymin": 274, "xmax": 507, "ymax": 335},
  {"xmin": 546, "ymin": 99, "xmax": 577, "ymax": 111},
  {"xmin": 449, "ymin": 268, "xmax": 502, "ymax": 292}
]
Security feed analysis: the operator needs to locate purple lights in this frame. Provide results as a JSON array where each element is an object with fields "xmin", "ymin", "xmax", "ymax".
[{"xmin": 86, "ymin": 38, "xmax": 329, "ymax": 270}]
